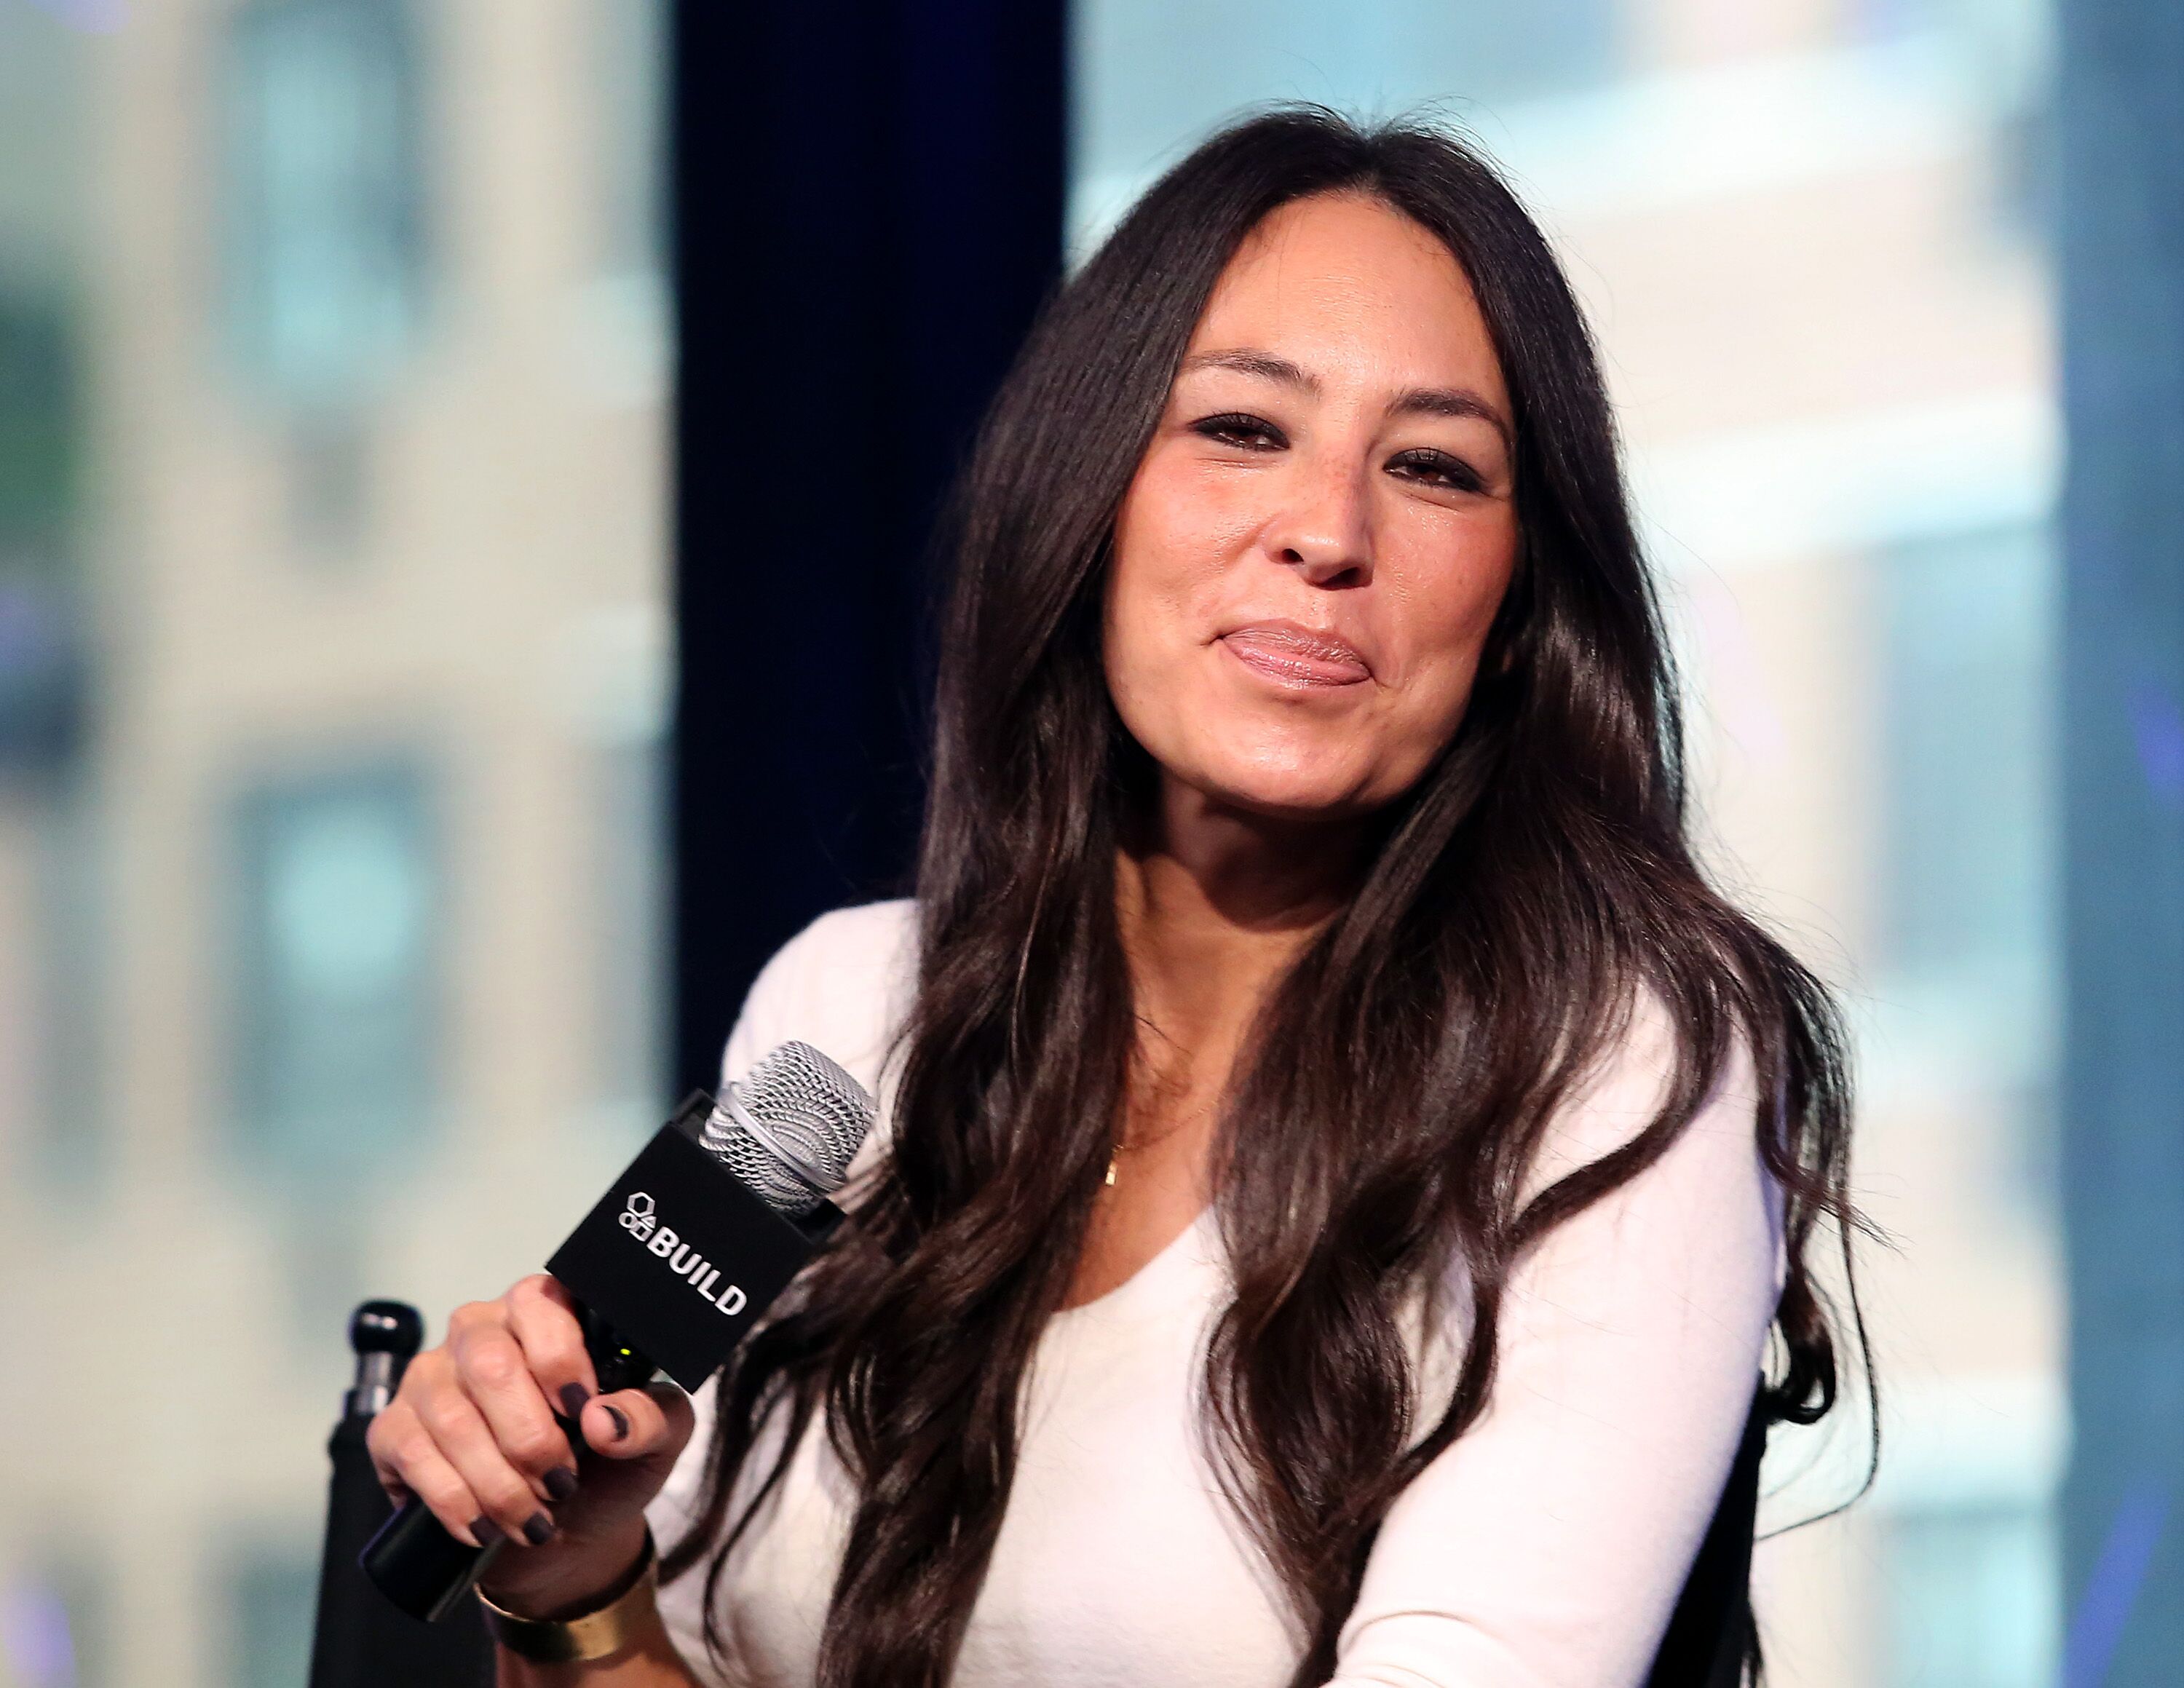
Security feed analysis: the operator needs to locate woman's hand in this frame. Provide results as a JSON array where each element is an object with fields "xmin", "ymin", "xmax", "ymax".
[{"xmin": 365, "ymin": 1275, "xmax": 696, "ymax": 1617}]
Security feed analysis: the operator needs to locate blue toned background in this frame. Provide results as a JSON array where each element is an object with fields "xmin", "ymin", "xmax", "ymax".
[{"xmin": 0, "ymin": 1, "xmax": 2172, "ymax": 1684}]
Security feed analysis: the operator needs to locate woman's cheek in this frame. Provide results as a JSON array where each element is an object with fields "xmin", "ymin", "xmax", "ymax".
[{"xmin": 1101, "ymin": 581, "xmax": 1196, "ymax": 763}]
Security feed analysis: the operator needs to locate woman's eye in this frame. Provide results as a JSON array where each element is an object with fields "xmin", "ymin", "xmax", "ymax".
[
  {"xmin": 1385, "ymin": 448, "xmax": 1484, "ymax": 493},
  {"xmin": 1191, "ymin": 412, "xmax": 1286, "ymax": 451}
]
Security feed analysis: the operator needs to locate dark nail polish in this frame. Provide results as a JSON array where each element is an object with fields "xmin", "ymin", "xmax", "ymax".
[
  {"xmin": 558, "ymin": 1382, "xmax": 590, "ymax": 1419},
  {"xmin": 603, "ymin": 1403, "xmax": 630, "ymax": 1441},
  {"xmin": 544, "ymin": 1465, "xmax": 579, "ymax": 1502},
  {"xmin": 522, "ymin": 1512, "xmax": 555, "ymax": 1547},
  {"xmin": 472, "ymin": 1517, "xmax": 505, "ymax": 1548}
]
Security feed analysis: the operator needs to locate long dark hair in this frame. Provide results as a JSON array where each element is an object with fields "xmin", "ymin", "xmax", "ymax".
[{"xmin": 662, "ymin": 108, "xmax": 1861, "ymax": 1688}]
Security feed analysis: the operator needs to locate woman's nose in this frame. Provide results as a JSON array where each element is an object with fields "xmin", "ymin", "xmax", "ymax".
[{"xmin": 1265, "ymin": 461, "xmax": 1373, "ymax": 587}]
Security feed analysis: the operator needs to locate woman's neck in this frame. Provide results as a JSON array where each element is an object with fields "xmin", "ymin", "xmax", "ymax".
[
  {"xmin": 1062, "ymin": 780, "xmax": 1363, "ymax": 1309},
  {"xmin": 1115, "ymin": 779, "xmax": 1364, "ymax": 1103}
]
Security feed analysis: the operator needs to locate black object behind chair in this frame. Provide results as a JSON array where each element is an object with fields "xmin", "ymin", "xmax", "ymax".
[
  {"xmin": 1645, "ymin": 1393, "xmax": 1770, "ymax": 1688},
  {"xmin": 308, "ymin": 1301, "xmax": 492, "ymax": 1688}
]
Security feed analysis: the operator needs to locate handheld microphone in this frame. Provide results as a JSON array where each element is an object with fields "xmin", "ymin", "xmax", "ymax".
[{"xmin": 360, "ymin": 1041, "xmax": 877, "ymax": 1622}]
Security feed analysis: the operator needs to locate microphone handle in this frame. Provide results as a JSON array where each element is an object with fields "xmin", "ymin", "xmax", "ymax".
[{"xmin": 358, "ymin": 1301, "xmax": 655, "ymax": 1623}]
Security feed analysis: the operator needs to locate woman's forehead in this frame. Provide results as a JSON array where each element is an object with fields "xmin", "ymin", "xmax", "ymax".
[{"xmin": 1187, "ymin": 193, "xmax": 1505, "ymax": 403}]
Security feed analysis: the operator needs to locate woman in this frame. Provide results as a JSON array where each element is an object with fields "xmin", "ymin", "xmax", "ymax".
[{"xmin": 368, "ymin": 109, "xmax": 1857, "ymax": 1688}]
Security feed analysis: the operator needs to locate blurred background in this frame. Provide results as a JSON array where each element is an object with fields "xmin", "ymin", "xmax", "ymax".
[{"xmin": 0, "ymin": 0, "xmax": 2171, "ymax": 1684}]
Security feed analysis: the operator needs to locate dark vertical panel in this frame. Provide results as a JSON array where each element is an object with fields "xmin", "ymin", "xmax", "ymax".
[
  {"xmin": 2060, "ymin": 0, "xmax": 2184, "ymax": 1678},
  {"xmin": 670, "ymin": 2, "xmax": 1066, "ymax": 1093}
]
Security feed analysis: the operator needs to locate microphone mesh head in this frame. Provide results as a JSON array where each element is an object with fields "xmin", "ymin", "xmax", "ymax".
[{"xmin": 700, "ymin": 1040, "xmax": 877, "ymax": 1216}]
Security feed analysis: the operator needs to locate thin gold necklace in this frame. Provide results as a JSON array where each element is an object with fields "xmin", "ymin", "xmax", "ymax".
[{"xmin": 1107, "ymin": 1091, "xmax": 1213, "ymax": 1190}]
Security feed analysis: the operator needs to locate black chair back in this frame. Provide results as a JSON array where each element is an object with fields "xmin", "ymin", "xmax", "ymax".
[
  {"xmin": 1645, "ymin": 1393, "xmax": 1770, "ymax": 1688},
  {"xmin": 308, "ymin": 1302, "xmax": 494, "ymax": 1688}
]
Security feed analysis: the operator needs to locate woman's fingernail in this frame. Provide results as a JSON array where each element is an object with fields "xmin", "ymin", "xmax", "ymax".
[
  {"xmin": 522, "ymin": 1512, "xmax": 555, "ymax": 1547},
  {"xmin": 472, "ymin": 1518, "xmax": 505, "ymax": 1548},
  {"xmin": 603, "ymin": 1403, "xmax": 630, "ymax": 1442},
  {"xmin": 544, "ymin": 1466, "xmax": 578, "ymax": 1502},
  {"xmin": 558, "ymin": 1382, "xmax": 590, "ymax": 1419}
]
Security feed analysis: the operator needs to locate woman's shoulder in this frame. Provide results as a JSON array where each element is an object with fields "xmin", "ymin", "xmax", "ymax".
[
  {"xmin": 719, "ymin": 898, "xmax": 919, "ymax": 1104},
  {"xmin": 751, "ymin": 897, "xmax": 919, "ymax": 994},
  {"xmin": 1527, "ymin": 986, "xmax": 1764, "ymax": 1185}
]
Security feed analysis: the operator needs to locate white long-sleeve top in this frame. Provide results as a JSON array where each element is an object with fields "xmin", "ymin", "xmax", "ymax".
[{"xmin": 648, "ymin": 898, "xmax": 1785, "ymax": 1688}]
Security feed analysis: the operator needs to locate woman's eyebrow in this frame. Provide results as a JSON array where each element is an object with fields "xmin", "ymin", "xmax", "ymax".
[
  {"xmin": 1181, "ymin": 349, "xmax": 1511, "ymax": 445},
  {"xmin": 1389, "ymin": 386, "xmax": 1512, "ymax": 445},
  {"xmin": 1180, "ymin": 348, "xmax": 1317, "ymax": 392}
]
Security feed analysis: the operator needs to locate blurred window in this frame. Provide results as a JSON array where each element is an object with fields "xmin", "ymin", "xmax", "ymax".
[
  {"xmin": 227, "ymin": 1547, "xmax": 314, "ymax": 1688},
  {"xmin": 1879, "ymin": 523, "xmax": 2054, "ymax": 1031},
  {"xmin": 598, "ymin": 0, "xmax": 668, "ymax": 281},
  {"xmin": 0, "ymin": 293, "xmax": 87, "ymax": 782},
  {"xmin": 229, "ymin": 758, "xmax": 441, "ymax": 1179},
  {"xmin": 571, "ymin": 0, "xmax": 670, "ymax": 405},
  {"xmin": 1878, "ymin": 521, "xmax": 2057, "ymax": 1206},
  {"xmin": 30, "ymin": 785, "xmax": 104, "ymax": 1184},
  {"xmin": 596, "ymin": 737, "xmax": 668, "ymax": 1122},
  {"xmin": 1072, "ymin": 0, "xmax": 1620, "ymax": 253},
  {"xmin": 219, "ymin": 0, "xmax": 427, "ymax": 411},
  {"xmin": 1883, "ymin": 1499, "xmax": 2057, "ymax": 1688},
  {"xmin": 0, "ymin": 289, "xmax": 76, "ymax": 562}
]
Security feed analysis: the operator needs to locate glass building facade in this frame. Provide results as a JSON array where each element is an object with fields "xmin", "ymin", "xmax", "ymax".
[
  {"xmin": 0, "ymin": 3, "xmax": 670, "ymax": 1682},
  {"xmin": 0, "ymin": 0, "xmax": 2092, "ymax": 1682}
]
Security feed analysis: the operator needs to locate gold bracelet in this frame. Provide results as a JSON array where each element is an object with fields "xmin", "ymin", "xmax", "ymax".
[{"xmin": 477, "ymin": 1529, "xmax": 660, "ymax": 1665}]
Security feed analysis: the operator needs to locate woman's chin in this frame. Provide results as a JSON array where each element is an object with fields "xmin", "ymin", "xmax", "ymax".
[{"xmin": 1181, "ymin": 759, "xmax": 1388, "ymax": 826}]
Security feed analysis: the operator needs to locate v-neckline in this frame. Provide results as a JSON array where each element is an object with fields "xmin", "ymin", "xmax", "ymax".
[{"xmin": 1051, "ymin": 1203, "xmax": 1216, "ymax": 1320}]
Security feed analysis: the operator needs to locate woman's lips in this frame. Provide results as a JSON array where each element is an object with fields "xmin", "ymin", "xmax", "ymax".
[{"xmin": 1219, "ymin": 622, "xmax": 1374, "ymax": 689}]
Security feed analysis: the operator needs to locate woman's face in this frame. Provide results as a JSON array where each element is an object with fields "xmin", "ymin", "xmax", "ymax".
[{"xmin": 1104, "ymin": 191, "xmax": 1520, "ymax": 825}]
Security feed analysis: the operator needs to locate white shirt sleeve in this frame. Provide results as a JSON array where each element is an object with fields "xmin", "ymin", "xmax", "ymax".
[
  {"xmin": 1329, "ymin": 1003, "xmax": 1786, "ymax": 1688},
  {"xmin": 649, "ymin": 899, "xmax": 918, "ymax": 1685}
]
